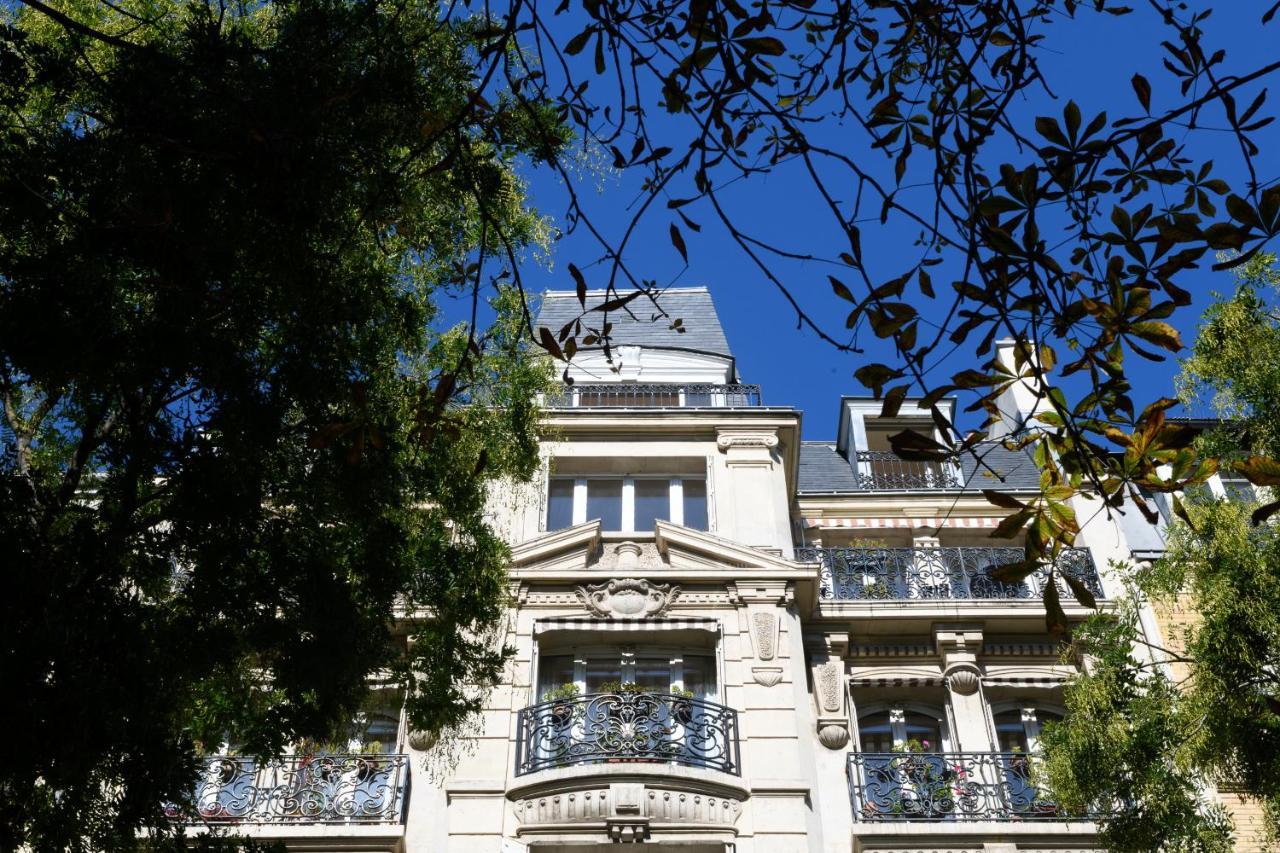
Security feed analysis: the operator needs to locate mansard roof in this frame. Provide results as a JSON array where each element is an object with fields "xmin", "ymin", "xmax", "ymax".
[
  {"xmin": 797, "ymin": 440, "xmax": 1044, "ymax": 494},
  {"xmin": 534, "ymin": 286, "xmax": 733, "ymax": 361}
]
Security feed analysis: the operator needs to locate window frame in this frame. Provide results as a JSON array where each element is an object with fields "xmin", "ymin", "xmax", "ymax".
[
  {"xmin": 546, "ymin": 475, "xmax": 708, "ymax": 532},
  {"xmin": 534, "ymin": 643, "xmax": 722, "ymax": 702},
  {"xmin": 988, "ymin": 701, "xmax": 1066, "ymax": 755},
  {"xmin": 853, "ymin": 700, "xmax": 954, "ymax": 752}
]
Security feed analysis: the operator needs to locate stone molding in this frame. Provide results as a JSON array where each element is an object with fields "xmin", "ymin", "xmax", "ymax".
[
  {"xmin": 514, "ymin": 782, "xmax": 743, "ymax": 835},
  {"xmin": 575, "ymin": 578, "xmax": 681, "ymax": 618}
]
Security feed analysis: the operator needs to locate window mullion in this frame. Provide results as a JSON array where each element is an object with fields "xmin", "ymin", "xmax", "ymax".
[
  {"xmin": 622, "ymin": 477, "xmax": 636, "ymax": 532},
  {"xmin": 572, "ymin": 479, "xmax": 587, "ymax": 526},
  {"xmin": 670, "ymin": 478, "xmax": 684, "ymax": 526}
]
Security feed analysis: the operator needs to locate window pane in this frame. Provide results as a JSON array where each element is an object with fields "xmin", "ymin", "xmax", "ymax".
[
  {"xmin": 585, "ymin": 658, "xmax": 623, "ymax": 693},
  {"xmin": 547, "ymin": 479, "xmax": 575, "ymax": 531},
  {"xmin": 537, "ymin": 654, "xmax": 576, "ymax": 697},
  {"xmin": 682, "ymin": 479, "xmax": 708, "ymax": 530},
  {"xmin": 634, "ymin": 479, "xmax": 671, "ymax": 531},
  {"xmin": 634, "ymin": 656, "xmax": 672, "ymax": 692},
  {"xmin": 586, "ymin": 479, "xmax": 623, "ymax": 530},
  {"xmin": 679, "ymin": 653, "xmax": 716, "ymax": 698},
  {"xmin": 902, "ymin": 712, "xmax": 943, "ymax": 751},
  {"xmin": 994, "ymin": 709, "xmax": 1029, "ymax": 752},
  {"xmin": 858, "ymin": 711, "xmax": 894, "ymax": 752}
]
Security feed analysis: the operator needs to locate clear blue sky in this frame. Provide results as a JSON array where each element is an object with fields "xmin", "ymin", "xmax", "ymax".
[{"xmin": 502, "ymin": 3, "xmax": 1279, "ymax": 439}]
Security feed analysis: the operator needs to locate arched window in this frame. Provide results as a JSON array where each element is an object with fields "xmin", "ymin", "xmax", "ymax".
[
  {"xmin": 856, "ymin": 704, "xmax": 950, "ymax": 752},
  {"xmin": 992, "ymin": 705, "xmax": 1063, "ymax": 754}
]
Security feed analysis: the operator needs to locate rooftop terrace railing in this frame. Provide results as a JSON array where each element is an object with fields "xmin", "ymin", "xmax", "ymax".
[
  {"xmin": 544, "ymin": 383, "xmax": 761, "ymax": 408},
  {"xmin": 849, "ymin": 751, "xmax": 1096, "ymax": 822},
  {"xmin": 515, "ymin": 691, "xmax": 740, "ymax": 776},
  {"xmin": 855, "ymin": 451, "xmax": 961, "ymax": 490},
  {"xmin": 167, "ymin": 754, "xmax": 408, "ymax": 824},
  {"xmin": 796, "ymin": 546, "xmax": 1103, "ymax": 602}
]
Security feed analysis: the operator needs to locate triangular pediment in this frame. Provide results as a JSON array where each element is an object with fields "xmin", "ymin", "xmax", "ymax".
[{"xmin": 507, "ymin": 519, "xmax": 814, "ymax": 585}]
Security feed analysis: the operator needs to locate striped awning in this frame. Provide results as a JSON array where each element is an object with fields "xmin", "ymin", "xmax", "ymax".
[
  {"xmin": 533, "ymin": 616, "xmax": 721, "ymax": 635},
  {"xmin": 981, "ymin": 675, "xmax": 1067, "ymax": 687},
  {"xmin": 803, "ymin": 516, "xmax": 1001, "ymax": 530},
  {"xmin": 849, "ymin": 676, "xmax": 946, "ymax": 687}
]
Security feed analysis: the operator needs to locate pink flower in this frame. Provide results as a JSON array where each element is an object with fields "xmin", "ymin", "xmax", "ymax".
[{"xmin": 922, "ymin": 740, "xmax": 931, "ymax": 748}]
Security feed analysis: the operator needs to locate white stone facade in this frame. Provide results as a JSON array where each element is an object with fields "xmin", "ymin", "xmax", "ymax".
[{"xmin": 201, "ymin": 288, "xmax": 1234, "ymax": 852}]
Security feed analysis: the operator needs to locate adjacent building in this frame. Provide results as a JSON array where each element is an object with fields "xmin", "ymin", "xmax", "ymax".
[{"xmin": 182, "ymin": 287, "xmax": 1241, "ymax": 852}]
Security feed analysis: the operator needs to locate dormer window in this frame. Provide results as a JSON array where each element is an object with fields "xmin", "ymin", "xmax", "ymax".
[{"xmin": 547, "ymin": 476, "xmax": 708, "ymax": 532}]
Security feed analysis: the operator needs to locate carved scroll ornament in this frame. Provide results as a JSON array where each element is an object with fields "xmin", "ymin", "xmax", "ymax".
[{"xmin": 576, "ymin": 578, "xmax": 681, "ymax": 618}]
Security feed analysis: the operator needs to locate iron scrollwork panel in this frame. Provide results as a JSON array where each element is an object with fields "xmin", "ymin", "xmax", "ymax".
[
  {"xmin": 800, "ymin": 547, "xmax": 1103, "ymax": 602},
  {"xmin": 848, "ymin": 752, "xmax": 1077, "ymax": 821},
  {"xmin": 515, "ymin": 692, "xmax": 740, "ymax": 775},
  {"xmin": 173, "ymin": 754, "xmax": 408, "ymax": 823}
]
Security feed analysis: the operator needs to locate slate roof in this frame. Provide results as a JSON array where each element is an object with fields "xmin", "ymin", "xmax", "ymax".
[
  {"xmin": 797, "ymin": 441, "xmax": 1043, "ymax": 494},
  {"xmin": 534, "ymin": 287, "xmax": 733, "ymax": 361}
]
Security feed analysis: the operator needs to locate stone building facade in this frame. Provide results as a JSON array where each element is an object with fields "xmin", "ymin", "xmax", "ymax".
[{"xmin": 181, "ymin": 287, "xmax": 1250, "ymax": 852}]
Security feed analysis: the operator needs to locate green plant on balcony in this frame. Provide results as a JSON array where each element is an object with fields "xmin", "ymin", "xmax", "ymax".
[{"xmin": 541, "ymin": 683, "xmax": 581, "ymax": 727}]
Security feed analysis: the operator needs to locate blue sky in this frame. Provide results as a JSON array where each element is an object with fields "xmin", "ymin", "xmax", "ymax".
[{"xmin": 503, "ymin": 2, "xmax": 1279, "ymax": 439}]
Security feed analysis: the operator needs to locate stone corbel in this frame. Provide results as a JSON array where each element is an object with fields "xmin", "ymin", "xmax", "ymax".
[
  {"xmin": 607, "ymin": 782, "xmax": 650, "ymax": 843},
  {"xmin": 809, "ymin": 633, "xmax": 850, "ymax": 749},
  {"xmin": 731, "ymin": 581, "xmax": 791, "ymax": 687},
  {"xmin": 935, "ymin": 623, "xmax": 985, "ymax": 697},
  {"xmin": 715, "ymin": 428, "xmax": 779, "ymax": 468}
]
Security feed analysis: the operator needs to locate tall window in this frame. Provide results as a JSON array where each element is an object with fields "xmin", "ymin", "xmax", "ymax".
[
  {"xmin": 546, "ymin": 476, "xmax": 709, "ymax": 532},
  {"xmin": 993, "ymin": 706, "xmax": 1062, "ymax": 754},
  {"xmin": 537, "ymin": 647, "xmax": 717, "ymax": 699},
  {"xmin": 857, "ymin": 705, "xmax": 950, "ymax": 752}
]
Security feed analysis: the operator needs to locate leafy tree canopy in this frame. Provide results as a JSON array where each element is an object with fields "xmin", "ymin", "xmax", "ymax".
[
  {"xmin": 1041, "ymin": 255, "xmax": 1280, "ymax": 851},
  {"xmin": 0, "ymin": 0, "xmax": 565, "ymax": 848}
]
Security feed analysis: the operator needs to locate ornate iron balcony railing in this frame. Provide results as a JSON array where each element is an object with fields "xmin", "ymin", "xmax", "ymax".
[
  {"xmin": 514, "ymin": 691, "xmax": 740, "ymax": 776},
  {"xmin": 796, "ymin": 546, "xmax": 1103, "ymax": 602},
  {"xmin": 167, "ymin": 754, "xmax": 408, "ymax": 824},
  {"xmin": 849, "ymin": 751, "xmax": 1094, "ymax": 822},
  {"xmin": 855, "ymin": 451, "xmax": 961, "ymax": 490},
  {"xmin": 544, "ymin": 383, "xmax": 761, "ymax": 408}
]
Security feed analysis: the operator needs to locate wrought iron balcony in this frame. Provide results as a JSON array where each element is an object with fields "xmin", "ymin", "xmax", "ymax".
[
  {"xmin": 855, "ymin": 451, "xmax": 960, "ymax": 490},
  {"xmin": 795, "ymin": 546, "xmax": 1103, "ymax": 602},
  {"xmin": 849, "ymin": 751, "xmax": 1093, "ymax": 821},
  {"xmin": 167, "ymin": 754, "xmax": 408, "ymax": 824},
  {"xmin": 544, "ymin": 383, "xmax": 761, "ymax": 408},
  {"xmin": 515, "ymin": 691, "xmax": 740, "ymax": 776}
]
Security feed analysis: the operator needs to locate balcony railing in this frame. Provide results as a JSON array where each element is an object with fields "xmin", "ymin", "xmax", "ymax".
[
  {"xmin": 545, "ymin": 383, "xmax": 761, "ymax": 408},
  {"xmin": 514, "ymin": 691, "xmax": 740, "ymax": 776},
  {"xmin": 796, "ymin": 546, "xmax": 1103, "ymax": 602},
  {"xmin": 849, "ymin": 752, "xmax": 1093, "ymax": 822},
  {"xmin": 167, "ymin": 754, "xmax": 408, "ymax": 824},
  {"xmin": 855, "ymin": 451, "xmax": 960, "ymax": 490}
]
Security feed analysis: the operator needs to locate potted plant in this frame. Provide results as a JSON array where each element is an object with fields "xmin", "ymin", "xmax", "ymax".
[
  {"xmin": 541, "ymin": 683, "xmax": 580, "ymax": 727},
  {"xmin": 668, "ymin": 686, "xmax": 696, "ymax": 725}
]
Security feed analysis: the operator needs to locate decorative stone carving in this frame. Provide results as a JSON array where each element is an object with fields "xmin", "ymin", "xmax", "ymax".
[
  {"xmin": 751, "ymin": 666, "xmax": 783, "ymax": 687},
  {"xmin": 946, "ymin": 666, "xmax": 981, "ymax": 696},
  {"xmin": 816, "ymin": 661, "xmax": 843, "ymax": 713},
  {"xmin": 613, "ymin": 541, "xmax": 642, "ymax": 570},
  {"xmin": 817, "ymin": 724, "xmax": 850, "ymax": 750},
  {"xmin": 715, "ymin": 433, "xmax": 779, "ymax": 451},
  {"xmin": 575, "ymin": 578, "xmax": 681, "ymax": 618},
  {"xmin": 513, "ymin": 785, "xmax": 742, "ymax": 830},
  {"xmin": 751, "ymin": 611, "xmax": 777, "ymax": 660},
  {"xmin": 406, "ymin": 729, "xmax": 437, "ymax": 751}
]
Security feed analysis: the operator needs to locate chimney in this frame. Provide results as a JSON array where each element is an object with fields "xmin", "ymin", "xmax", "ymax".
[{"xmin": 987, "ymin": 338, "xmax": 1049, "ymax": 440}]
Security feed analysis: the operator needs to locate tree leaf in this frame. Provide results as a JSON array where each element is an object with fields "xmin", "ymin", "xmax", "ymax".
[
  {"xmin": 669, "ymin": 223, "xmax": 688, "ymax": 262},
  {"xmin": 538, "ymin": 326, "xmax": 566, "ymax": 361},
  {"xmin": 1044, "ymin": 573, "xmax": 1068, "ymax": 635},
  {"xmin": 569, "ymin": 263, "xmax": 588, "ymax": 307},
  {"xmin": 1253, "ymin": 500, "xmax": 1280, "ymax": 526},
  {"xmin": 829, "ymin": 275, "xmax": 855, "ymax": 302},
  {"xmin": 1131, "ymin": 73, "xmax": 1152, "ymax": 112},
  {"xmin": 1234, "ymin": 456, "xmax": 1280, "ymax": 486},
  {"xmin": 983, "ymin": 489, "xmax": 1027, "ymax": 510},
  {"xmin": 880, "ymin": 384, "xmax": 910, "ymax": 417},
  {"xmin": 1062, "ymin": 573, "xmax": 1098, "ymax": 609}
]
